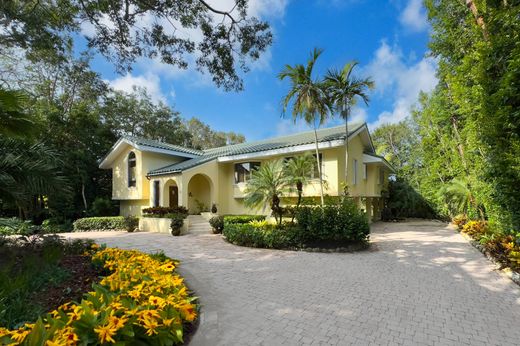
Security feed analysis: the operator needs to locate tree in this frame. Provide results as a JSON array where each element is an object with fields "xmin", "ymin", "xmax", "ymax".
[
  {"xmin": 284, "ymin": 154, "xmax": 314, "ymax": 212},
  {"xmin": 0, "ymin": 0, "xmax": 272, "ymax": 91},
  {"xmin": 0, "ymin": 88, "xmax": 35, "ymax": 138},
  {"xmin": 324, "ymin": 61, "xmax": 374, "ymax": 192},
  {"xmin": 244, "ymin": 160, "xmax": 290, "ymax": 225},
  {"xmin": 279, "ymin": 48, "xmax": 330, "ymax": 206},
  {"xmin": 185, "ymin": 118, "xmax": 245, "ymax": 149}
]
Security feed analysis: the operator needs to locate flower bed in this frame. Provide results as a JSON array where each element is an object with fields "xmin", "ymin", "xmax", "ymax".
[{"xmin": 0, "ymin": 245, "xmax": 197, "ymax": 345}]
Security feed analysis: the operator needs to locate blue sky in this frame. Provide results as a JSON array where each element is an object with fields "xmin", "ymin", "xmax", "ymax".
[{"xmin": 83, "ymin": 0, "xmax": 437, "ymax": 141}]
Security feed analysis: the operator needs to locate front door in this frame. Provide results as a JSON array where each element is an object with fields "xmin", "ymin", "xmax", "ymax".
[{"xmin": 169, "ymin": 186, "xmax": 179, "ymax": 207}]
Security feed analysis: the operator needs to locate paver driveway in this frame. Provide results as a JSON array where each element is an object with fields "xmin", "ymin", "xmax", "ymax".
[{"xmin": 65, "ymin": 220, "xmax": 520, "ymax": 346}]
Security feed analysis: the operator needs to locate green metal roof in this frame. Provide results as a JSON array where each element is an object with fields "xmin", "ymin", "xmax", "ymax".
[
  {"xmin": 148, "ymin": 123, "xmax": 365, "ymax": 176},
  {"xmin": 123, "ymin": 136, "xmax": 204, "ymax": 156}
]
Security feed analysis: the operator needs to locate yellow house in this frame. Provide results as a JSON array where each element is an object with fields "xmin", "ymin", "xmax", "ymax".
[{"xmin": 99, "ymin": 122, "xmax": 393, "ymax": 222}]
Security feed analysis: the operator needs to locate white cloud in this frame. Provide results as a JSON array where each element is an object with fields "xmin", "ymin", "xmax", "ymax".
[
  {"xmin": 366, "ymin": 41, "xmax": 437, "ymax": 129},
  {"xmin": 399, "ymin": 0, "xmax": 429, "ymax": 32},
  {"xmin": 108, "ymin": 73, "xmax": 168, "ymax": 104}
]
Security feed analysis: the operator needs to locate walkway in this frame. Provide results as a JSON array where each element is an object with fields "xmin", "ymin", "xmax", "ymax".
[{"xmin": 64, "ymin": 220, "xmax": 520, "ymax": 345}]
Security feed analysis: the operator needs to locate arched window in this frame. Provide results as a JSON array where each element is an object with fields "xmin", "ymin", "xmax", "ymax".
[{"xmin": 128, "ymin": 152, "xmax": 136, "ymax": 187}]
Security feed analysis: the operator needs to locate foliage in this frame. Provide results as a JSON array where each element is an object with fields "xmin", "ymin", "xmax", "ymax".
[
  {"xmin": 193, "ymin": 199, "xmax": 208, "ymax": 214},
  {"xmin": 124, "ymin": 216, "xmax": 139, "ymax": 233},
  {"xmin": 0, "ymin": 246, "xmax": 197, "ymax": 344},
  {"xmin": 89, "ymin": 197, "xmax": 118, "ymax": 217},
  {"xmin": 170, "ymin": 214, "xmax": 187, "ymax": 236},
  {"xmin": 244, "ymin": 160, "xmax": 291, "ymax": 225},
  {"xmin": 142, "ymin": 206, "xmax": 189, "ymax": 217},
  {"xmin": 0, "ymin": 218, "xmax": 34, "ymax": 235},
  {"xmin": 279, "ymin": 48, "xmax": 331, "ymax": 205},
  {"xmin": 211, "ymin": 204, "xmax": 218, "ymax": 214},
  {"xmin": 0, "ymin": 88, "xmax": 35, "ymax": 138},
  {"xmin": 72, "ymin": 216, "xmax": 131, "ymax": 232},
  {"xmin": 295, "ymin": 198, "xmax": 370, "ymax": 244},
  {"xmin": 223, "ymin": 223, "xmax": 299, "ymax": 249},
  {"xmin": 461, "ymin": 220, "xmax": 489, "ymax": 239},
  {"xmin": 452, "ymin": 214, "xmax": 468, "ymax": 230},
  {"xmin": 223, "ymin": 215, "xmax": 266, "ymax": 225},
  {"xmin": 0, "ymin": 235, "xmax": 93, "ymax": 328},
  {"xmin": 384, "ymin": 179, "xmax": 437, "ymax": 219},
  {"xmin": 0, "ymin": 0, "xmax": 272, "ymax": 91},
  {"xmin": 284, "ymin": 154, "xmax": 315, "ymax": 212},
  {"xmin": 209, "ymin": 216, "xmax": 224, "ymax": 234},
  {"xmin": 186, "ymin": 118, "xmax": 245, "ymax": 150}
]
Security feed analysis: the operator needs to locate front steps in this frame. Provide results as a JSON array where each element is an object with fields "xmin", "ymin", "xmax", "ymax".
[{"xmin": 187, "ymin": 215, "xmax": 213, "ymax": 234}]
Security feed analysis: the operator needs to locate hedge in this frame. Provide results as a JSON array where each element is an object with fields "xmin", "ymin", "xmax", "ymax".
[
  {"xmin": 142, "ymin": 206, "xmax": 188, "ymax": 217},
  {"xmin": 223, "ymin": 215, "xmax": 266, "ymax": 225},
  {"xmin": 223, "ymin": 223, "xmax": 299, "ymax": 249},
  {"xmin": 73, "ymin": 216, "xmax": 138, "ymax": 232}
]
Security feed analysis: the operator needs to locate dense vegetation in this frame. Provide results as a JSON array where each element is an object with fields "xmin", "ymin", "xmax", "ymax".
[{"xmin": 372, "ymin": 1, "xmax": 520, "ymax": 237}]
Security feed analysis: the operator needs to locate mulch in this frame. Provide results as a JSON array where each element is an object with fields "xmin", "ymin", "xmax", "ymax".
[{"xmin": 37, "ymin": 255, "xmax": 101, "ymax": 312}]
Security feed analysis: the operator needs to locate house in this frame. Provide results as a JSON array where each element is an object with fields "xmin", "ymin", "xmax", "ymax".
[{"xmin": 99, "ymin": 122, "xmax": 393, "ymax": 222}]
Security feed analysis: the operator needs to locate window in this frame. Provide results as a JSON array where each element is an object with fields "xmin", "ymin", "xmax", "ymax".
[
  {"xmin": 363, "ymin": 163, "xmax": 367, "ymax": 180},
  {"xmin": 234, "ymin": 162, "xmax": 260, "ymax": 183},
  {"xmin": 128, "ymin": 152, "xmax": 137, "ymax": 187},
  {"xmin": 153, "ymin": 181, "xmax": 160, "ymax": 207},
  {"xmin": 379, "ymin": 169, "xmax": 385, "ymax": 185},
  {"xmin": 352, "ymin": 159, "xmax": 358, "ymax": 185}
]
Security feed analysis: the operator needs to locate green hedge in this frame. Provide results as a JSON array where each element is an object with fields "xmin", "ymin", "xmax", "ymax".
[
  {"xmin": 73, "ymin": 216, "xmax": 138, "ymax": 232},
  {"xmin": 223, "ymin": 215, "xmax": 266, "ymax": 225},
  {"xmin": 295, "ymin": 199, "xmax": 369, "ymax": 243},
  {"xmin": 223, "ymin": 223, "xmax": 298, "ymax": 249}
]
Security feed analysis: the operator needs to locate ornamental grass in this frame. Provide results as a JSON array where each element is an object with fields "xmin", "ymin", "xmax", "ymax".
[{"xmin": 0, "ymin": 245, "xmax": 197, "ymax": 345}]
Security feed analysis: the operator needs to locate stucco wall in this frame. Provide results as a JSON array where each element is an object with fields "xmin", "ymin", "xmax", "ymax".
[{"xmin": 120, "ymin": 199, "xmax": 149, "ymax": 216}]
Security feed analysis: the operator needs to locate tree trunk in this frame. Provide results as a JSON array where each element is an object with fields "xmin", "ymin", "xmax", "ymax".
[
  {"xmin": 465, "ymin": 0, "xmax": 488, "ymax": 38},
  {"xmin": 343, "ymin": 101, "xmax": 350, "ymax": 194},
  {"xmin": 313, "ymin": 123, "xmax": 325, "ymax": 206}
]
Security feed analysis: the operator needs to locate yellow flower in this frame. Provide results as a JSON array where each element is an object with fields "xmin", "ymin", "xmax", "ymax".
[
  {"xmin": 94, "ymin": 325, "xmax": 117, "ymax": 344},
  {"xmin": 108, "ymin": 316, "xmax": 127, "ymax": 331},
  {"xmin": 142, "ymin": 318, "xmax": 159, "ymax": 336},
  {"xmin": 10, "ymin": 329, "xmax": 30, "ymax": 343}
]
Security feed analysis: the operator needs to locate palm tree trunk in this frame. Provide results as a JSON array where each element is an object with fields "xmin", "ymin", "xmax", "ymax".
[
  {"xmin": 313, "ymin": 123, "xmax": 325, "ymax": 206},
  {"xmin": 344, "ymin": 102, "xmax": 350, "ymax": 195}
]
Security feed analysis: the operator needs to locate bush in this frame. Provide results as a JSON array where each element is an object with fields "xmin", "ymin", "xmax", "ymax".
[
  {"xmin": 209, "ymin": 216, "xmax": 224, "ymax": 234},
  {"xmin": 0, "ymin": 246, "xmax": 197, "ymax": 345},
  {"xmin": 41, "ymin": 218, "xmax": 73, "ymax": 233},
  {"xmin": 223, "ymin": 223, "xmax": 298, "ymax": 249},
  {"xmin": 452, "ymin": 214, "xmax": 468, "ymax": 230},
  {"xmin": 170, "ymin": 213, "xmax": 187, "ymax": 236},
  {"xmin": 89, "ymin": 197, "xmax": 118, "ymax": 216},
  {"xmin": 73, "ymin": 216, "xmax": 128, "ymax": 232},
  {"xmin": 124, "ymin": 216, "xmax": 139, "ymax": 232},
  {"xmin": 295, "ymin": 198, "xmax": 370, "ymax": 244},
  {"xmin": 223, "ymin": 215, "xmax": 266, "ymax": 225},
  {"xmin": 461, "ymin": 220, "xmax": 489, "ymax": 239},
  {"xmin": 0, "ymin": 218, "xmax": 34, "ymax": 235},
  {"xmin": 142, "ymin": 206, "xmax": 188, "ymax": 217}
]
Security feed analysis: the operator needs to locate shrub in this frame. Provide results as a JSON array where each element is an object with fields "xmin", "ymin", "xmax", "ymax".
[
  {"xmin": 0, "ymin": 218, "xmax": 34, "ymax": 235},
  {"xmin": 209, "ymin": 216, "xmax": 224, "ymax": 234},
  {"xmin": 0, "ymin": 246, "xmax": 197, "ymax": 345},
  {"xmin": 142, "ymin": 206, "xmax": 188, "ymax": 217},
  {"xmin": 41, "ymin": 218, "xmax": 73, "ymax": 233},
  {"xmin": 295, "ymin": 198, "xmax": 370, "ymax": 244},
  {"xmin": 452, "ymin": 214, "xmax": 468, "ymax": 230},
  {"xmin": 223, "ymin": 223, "xmax": 298, "ymax": 249},
  {"xmin": 124, "ymin": 216, "xmax": 139, "ymax": 232},
  {"xmin": 223, "ymin": 215, "xmax": 266, "ymax": 225},
  {"xmin": 211, "ymin": 203, "xmax": 218, "ymax": 213},
  {"xmin": 461, "ymin": 220, "xmax": 489, "ymax": 240},
  {"xmin": 89, "ymin": 197, "xmax": 118, "ymax": 216},
  {"xmin": 73, "ymin": 216, "xmax": 128, "ymax": 232},
  {"xmin": 170, "ymin": 214, "xmax": 187, "ymax": 236}
]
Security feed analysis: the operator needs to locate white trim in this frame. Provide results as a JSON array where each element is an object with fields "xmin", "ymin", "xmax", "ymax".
[
  {"xmin": 362, "ymin": 153, "xmax": 394, "ymax": 171},
  {"xmin": 217, "ymin": 139, "xmax": 345, "ymax": 162}
]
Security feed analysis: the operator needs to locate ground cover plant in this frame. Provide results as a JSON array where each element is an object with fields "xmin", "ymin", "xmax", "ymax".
[
  {"xmin": 0, "ymin": 235, "xmax": 97, "ymax": 329},
  {"xmin": 0, "ymin": 243, "xmax": 198, "ymax": 345}
]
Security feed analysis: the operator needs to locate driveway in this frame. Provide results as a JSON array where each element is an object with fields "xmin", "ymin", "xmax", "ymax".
[{"xmin": 64, "ymin": 220, "xmax": 520, "ymax": 346}]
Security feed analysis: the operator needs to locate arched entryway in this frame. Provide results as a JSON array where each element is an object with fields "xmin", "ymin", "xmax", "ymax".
[
  {"xmin": 187, "ymin": 174, "xmax": 212, "ymax": 214},
  {"xmin": 163, "ymin": 179, "xmax": 179, "ymax": 208}
]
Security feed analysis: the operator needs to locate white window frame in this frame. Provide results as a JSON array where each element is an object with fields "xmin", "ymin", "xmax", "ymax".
[{"xmin": 352, "ymin": 159, "xmax": 358, "ymax": 185}]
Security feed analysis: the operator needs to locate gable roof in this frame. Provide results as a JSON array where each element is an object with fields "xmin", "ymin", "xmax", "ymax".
[
  {"xmin": 147, "ymin": 122, "xmax": 369, "ymax": 176},
  {"xmin": 98, "ymin": 135, "xmax": 202, "ymax": 169}
]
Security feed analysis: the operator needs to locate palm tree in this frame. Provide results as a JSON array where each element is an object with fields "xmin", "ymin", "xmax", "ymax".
[
  {"xmin": 284, "ymin": 154, "xmax": 314, "ymax": 214},
  {"xmin": 279, "ymin": 48, "xmax": 330, "ymax": 206},
  {"xmin": 244, "ymin": 160, "xmax": 291, "ymax": 225},
  {"xmin": 0, "ymin": 88, "xmax": 36, "ymax": 138},
  {"xmin": 324, "ymin": 62, "xmax": 374, "ymax": 193}
]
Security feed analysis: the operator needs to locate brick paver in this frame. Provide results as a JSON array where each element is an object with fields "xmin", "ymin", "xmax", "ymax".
[{"xmin": 64, "ymin": 220, "xmax": 520, "ymax": 345}]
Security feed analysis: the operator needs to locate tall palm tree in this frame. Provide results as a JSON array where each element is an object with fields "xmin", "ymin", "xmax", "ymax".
[
  {"xmin": 279, "ymin": 48, "xmax": 330, "ymax": 206},
  {"xmin": 244, "ymin": 160, "xmax": 291, "ymax": 225},
  {"xmin": 324, "ymin": 62, "xmax": 374, "ymax": 193},
  {"xmin": 0, "ymin": 88, "xmax": 36, "ymax": 138},
  {"xmin": 284, "ymin": 154, "xmax": 314, "ymax": 213}
]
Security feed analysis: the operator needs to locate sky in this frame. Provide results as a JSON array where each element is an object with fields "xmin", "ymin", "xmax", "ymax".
[{"xmin": 82, "ymin": 0, "xmax": 437, "ymax": 141}]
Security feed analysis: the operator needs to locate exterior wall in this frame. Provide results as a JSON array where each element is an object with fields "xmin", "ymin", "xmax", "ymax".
[
  {"xmin": 120, "ymin": 199, "xmax": 150, "ymax": 216},
  {"xmin": 139, "ymin": 217, "xmax": 189, "ymax": 234}
]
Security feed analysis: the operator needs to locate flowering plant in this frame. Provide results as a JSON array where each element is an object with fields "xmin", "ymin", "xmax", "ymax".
[{"xmin": 0, "ymin": 245, "xmax": 197, "ymax": 345}]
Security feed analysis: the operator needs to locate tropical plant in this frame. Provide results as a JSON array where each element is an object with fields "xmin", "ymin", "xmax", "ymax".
[
  {"xmin": 244, "ymin": 160, "xmax": 291, "ymax": 225},
  {"xmin": 0, "ymin": 88, "xmax": 35, "ymax": 138},
  {"xmin": 324, "ymin": 61, "xmax": 374, "ymax": 191},
  {"xmin": 279, "ymin": 48, "xmax": 331, "ymax": 206},
  {"xmin": 284, "ymin": 154, "xmax": 315, "ymax": 217}
]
